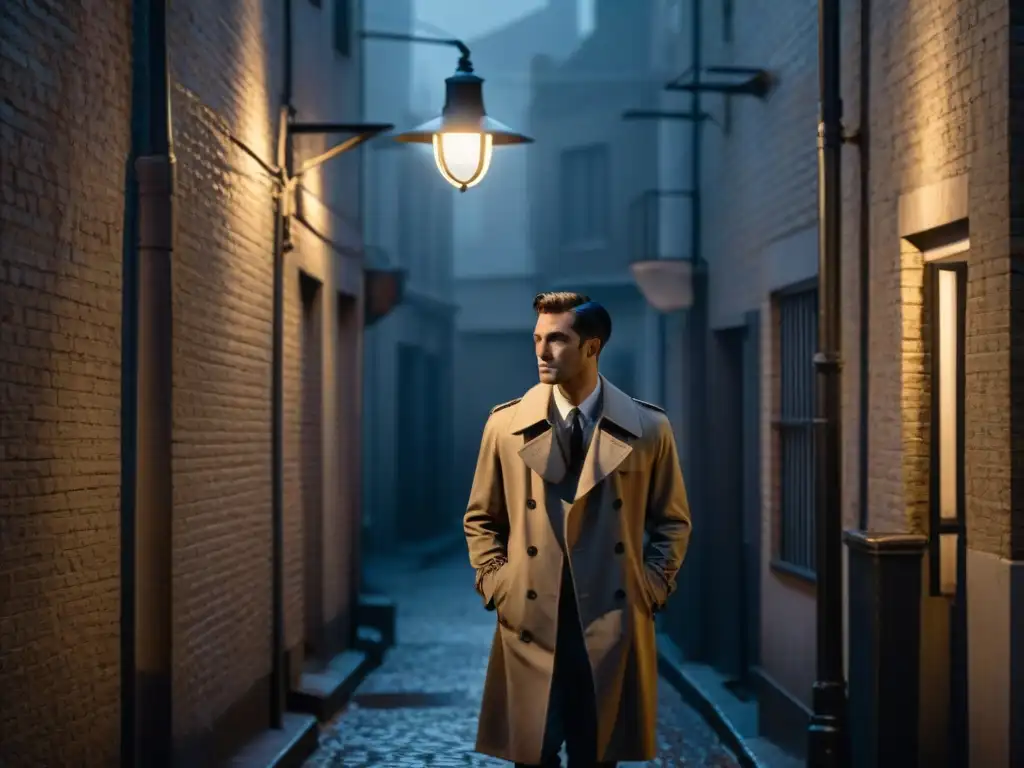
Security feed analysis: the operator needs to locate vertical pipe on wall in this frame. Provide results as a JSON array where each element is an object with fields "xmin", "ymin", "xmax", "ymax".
[
  {"xmin": 856, "ymin": 0, "xmax": 872, "ymax": 531},
  {"xmin": 809, "ymin": 0, "xmax": 850, "ymax": 762},
  {"xmin": 132, "ymin": 0, "xmax": 175, "ymax": 763},
  {"xmin": 687, "ymin": 0, "xmax": 709, "ymax": 659},
  {"xmin": 270, "ymin": 0, "xmax": 293, "ymax": 732},
  {"xmin": 120, "ymin": 0, "xmax": 145, "ymax": 759}
]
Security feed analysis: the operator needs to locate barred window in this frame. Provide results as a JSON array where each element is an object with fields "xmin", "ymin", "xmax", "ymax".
[{"xmin": 775, "ymin": 287, "xmax": 818, "ymax": 574}]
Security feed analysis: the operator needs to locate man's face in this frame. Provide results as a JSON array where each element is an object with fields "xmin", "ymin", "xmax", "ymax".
[{"xmin": 533, "ymin": 311, "xmax": 597, "ymax": 384}]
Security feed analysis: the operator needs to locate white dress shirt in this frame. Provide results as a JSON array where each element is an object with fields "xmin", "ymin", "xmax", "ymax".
[{"xmin": 552, "ymin": 377, "xmax": 603, "ymax": 452}]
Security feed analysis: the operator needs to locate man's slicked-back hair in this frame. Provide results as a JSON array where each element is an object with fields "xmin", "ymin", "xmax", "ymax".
[{"xmin": 533, "ymin": 291, "xmax": 613, "ymax": 353}]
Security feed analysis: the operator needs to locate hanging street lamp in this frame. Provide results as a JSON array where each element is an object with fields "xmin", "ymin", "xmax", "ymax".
[{"xmin": 361, "ymin": 31, "xmax": 534, "ymax": 192}]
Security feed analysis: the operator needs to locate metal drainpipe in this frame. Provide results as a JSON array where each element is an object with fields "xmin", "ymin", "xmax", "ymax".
[
  {"xmin": 808, "ymin": 0, "xmax": 850, "ymax": 761},
  {"xmin": 270, "ymin": 0, "xmax": 293, "ymax": 731},
  {"xmin": 687, "ymin": 0, "xmax": 708, "ymax": 659},
  {"xmin": 132, "ymin": 0, "xmax": 175, "ymax": 763},
  {"xmin": 856, "ymin": 0, "xmax": 872, "ymax": 532}
]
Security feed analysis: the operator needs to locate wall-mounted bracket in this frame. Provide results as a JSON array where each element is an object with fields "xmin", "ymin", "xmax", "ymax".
[
  {"xmin": 287, "ymin": 122, "xmax": 394, "ymax": 184},
  {"xmin": 666, "ymin": 66, "xmax": 774, "ymax": 99},
  {"xmin": 621, "ymin": 109, "xmax": 713, "ymax": 122}
]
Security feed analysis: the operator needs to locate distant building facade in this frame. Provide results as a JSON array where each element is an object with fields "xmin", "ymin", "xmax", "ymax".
[
  {"xmin": 1, "ymin": 0, "xmax": 369, "ymax": 763},
  {"xmin": 652, "ymin": 0, "xmax": 1024, "ymax": 764},
  {"xmin": 362, "ymin": 0, "xmax": 458, "ymax": 549},
  {"xmin": 452, "ymin": 0, "xmax": 580, "ymax": 508},
  {"xmin": 527, "ymin": 0, "xmax": 665, "ymax": 405}
]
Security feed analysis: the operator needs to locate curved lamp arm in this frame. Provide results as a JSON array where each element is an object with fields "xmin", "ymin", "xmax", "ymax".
[{"xmin": 360, "ymin": 30, "xmax": 474, "ymax": 72}]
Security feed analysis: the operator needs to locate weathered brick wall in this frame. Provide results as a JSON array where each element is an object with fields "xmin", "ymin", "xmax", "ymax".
[
  {"xmin": 702, "ymin": 1, "xmax": 820, "ymax": 328},
  {"xmin": 702, "ymin": 0, "xmax": 824, "ymax": 705},
  {"xmin": 0, "ymin": 1, "xmax": 131, "ymax": 764},
  {"xmin": 282, "ymin": 0, "xmax": 366, "ymax": 665},
  {"xmin": 282, "ymin": 251, "xmax": 305, "ymax": 663},
  {"xmin": 167, "ymin": 0, "xmax": 282, "ymax": 743},
  {"xmin": 849, "ymin": 0, "xmax": 1012, "ymax": 557}
]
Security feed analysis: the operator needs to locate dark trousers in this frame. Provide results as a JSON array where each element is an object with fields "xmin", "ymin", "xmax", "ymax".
[{"xmin": 516, "ymin": 562, "xmax": 616, "ymax": 768}]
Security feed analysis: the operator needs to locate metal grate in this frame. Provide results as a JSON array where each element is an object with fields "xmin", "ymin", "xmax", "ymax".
[{"xmin": 776, "ymin": 288, "xmax": 818, "ymax": 573}]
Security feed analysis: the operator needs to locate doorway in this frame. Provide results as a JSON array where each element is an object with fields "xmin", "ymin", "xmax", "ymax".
[
  {"xmin": 926, "ymin": 260, "xmax": 968, "ymax": 767},
  {"xmin": 300, "ymin": 273, "xmax": 324, "ymax": 664},
  {"xmin": 707, "ymin": 313, "xmax": 761, "ymax": 694},
  {"xmin": 740, "ymin": 310, "xmax": 762, "ymax": 680},
  {"xmin": 332, "ymin": 292, "xmax": 359, "ymax": 653}
]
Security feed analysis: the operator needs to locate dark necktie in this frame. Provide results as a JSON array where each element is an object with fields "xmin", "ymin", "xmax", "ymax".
[{"xmin": 569, "ymin": 408, "xmax": 584, "ymax": 474}]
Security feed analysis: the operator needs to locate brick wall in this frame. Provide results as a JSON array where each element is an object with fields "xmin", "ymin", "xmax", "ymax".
[
  {"xmin": 167, "ymin": 0, "xmax": 281, "ymax": 744},
  {"xmin": 848, "ymin": 0, "xmax": 1012, "ymax": 557},
  {"xmin": 0, "ymin": 1, "xmax": 131, "ymax": 764},
  {"xmin": 700, "ymin": 0, "xmax": 824, "ymax": 704},
  {"xmin": 282, "ymin": 251, "xmax": 305, "ymax": 664},
  {"xmin": 702, "ymin": 0, "xmax": 820, "ymax": 328}
]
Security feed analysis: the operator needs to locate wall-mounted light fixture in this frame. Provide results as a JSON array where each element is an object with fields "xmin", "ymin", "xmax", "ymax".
[{"xmin": 361, "ymin": 30, "xmax": 534, "ymax": 192}]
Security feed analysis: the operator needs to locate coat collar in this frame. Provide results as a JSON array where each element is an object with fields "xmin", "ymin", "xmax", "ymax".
[{"xmin": 509, "ymin": 375, "xmax": 643, "ymax": 500}]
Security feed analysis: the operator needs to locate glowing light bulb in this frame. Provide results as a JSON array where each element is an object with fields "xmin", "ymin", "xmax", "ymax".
[{"xmin": 432, "ymin": 132, "xmax": 494, "ymax": 191}]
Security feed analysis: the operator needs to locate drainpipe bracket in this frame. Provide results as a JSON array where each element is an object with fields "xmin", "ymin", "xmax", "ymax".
[{"xmin": 812, "ymin": 352, "xmax": 842, "ymax": 373}]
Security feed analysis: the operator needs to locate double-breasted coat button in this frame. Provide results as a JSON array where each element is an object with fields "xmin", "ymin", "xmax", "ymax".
[
  {"xmin": 520, "ymin": 629, "xmax": 533, "ymax": 643},
  {"xmin": 612, "ymin": 498, "xmax": 623, "ymax": 510},
  {"xmin": 614, "ymin": 588, "xmax": 626, "ymax": 600},
  {"xmin": 526, "ymin": 498, "xmax": 537, "ymax": 509},
  {"xmin": 527, "ymin": 589, "xmax": 538, "ymax": 600},
  {"xmin": 614, "ymin": 541, "xmax": 625, "ymax": 554},
  {"xmin": 527, "ymin": 545, "xmax": 538, "ymax": 557}
]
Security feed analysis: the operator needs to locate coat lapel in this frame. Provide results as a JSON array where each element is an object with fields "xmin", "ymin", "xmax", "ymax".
[
  {"xmin": 573, "ymin": 377, "xmax": 644, "ymax": 503},
  {"xmin": 507, "ymin": 378, "xmax": 644, "ymax": 496},
  {"xmin": 510, "ymin": 383, "xmax": 567, "ymax": 485}
]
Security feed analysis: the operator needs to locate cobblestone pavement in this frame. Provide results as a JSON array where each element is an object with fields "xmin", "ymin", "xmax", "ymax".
[{"xmin": 305, "ymin": 556, "xmax": 741, "ymax": 768}]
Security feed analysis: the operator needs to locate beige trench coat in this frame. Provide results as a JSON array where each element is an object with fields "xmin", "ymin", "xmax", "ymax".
[{"xmin": 463, "ymin": 376, "xmax": 692, "ymax": 765}]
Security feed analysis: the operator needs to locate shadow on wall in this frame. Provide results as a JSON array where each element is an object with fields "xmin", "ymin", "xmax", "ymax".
[{"xmin": 452, "ymin": 331, "xmax": 538, "ymax": 509}]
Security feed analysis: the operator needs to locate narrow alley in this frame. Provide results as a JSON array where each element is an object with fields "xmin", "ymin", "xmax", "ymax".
[{"xmin": 305, "ymin": 555, "xmax": 742, "ymax": 767}]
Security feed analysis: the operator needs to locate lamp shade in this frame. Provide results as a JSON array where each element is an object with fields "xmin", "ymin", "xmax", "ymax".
[
  {"xmin": 630, "ymin": 259, "xmax": 695, "ymax": 312},
  {"xmin": 394, "ymin": 70, "xmax": 533, "ymax": 191}
]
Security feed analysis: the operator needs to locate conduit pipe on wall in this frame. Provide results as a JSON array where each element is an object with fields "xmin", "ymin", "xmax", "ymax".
[
  {"xmin": 126, "ymin": 0, "xmax": 175, "ymax": 764},
  {"xmin": 270, "ymin": 0, "xmax": 294, "ymax": 731},
  {"xmin": 808, "ymin": 0, "xmax": 850, "ymax": 761},
  {"xmin": 856, "ymin": 0, "xmax": 872, "ymax": 531}
]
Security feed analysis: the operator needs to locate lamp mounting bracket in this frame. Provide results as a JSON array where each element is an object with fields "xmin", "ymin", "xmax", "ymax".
[
  {"xmin": 360, "ymin": 30, "xmax": 474, "ymax": 73},
  {"xmin": 285, "ymin": 121, "xmax": 394, "ymax": 183}
]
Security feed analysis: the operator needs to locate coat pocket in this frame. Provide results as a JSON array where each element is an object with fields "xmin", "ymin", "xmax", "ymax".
[{"xmin": 492, "ymin": 563, "xmax": 514, "ymax": 611}]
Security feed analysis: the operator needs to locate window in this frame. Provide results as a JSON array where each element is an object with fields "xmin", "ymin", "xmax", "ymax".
[
  {"xmin": 927, "ymin": 261, "xmax": 966, "ymax": 596},
  {"xmin": 559, "ymin": 144, "xmax": 610, "ymax": 245},
  {"xmin": 774, "ymin": 286, "xmax": 818, "ymax": 575},
  {"xmin": 333, "ymin": 0, "xmax": 351, "ymax": 56}
]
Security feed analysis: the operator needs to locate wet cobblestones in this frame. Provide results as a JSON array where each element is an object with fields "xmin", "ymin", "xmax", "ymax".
[{"xmin": 305, "ymin": 557, "xmax": 741, "ymax": 767}]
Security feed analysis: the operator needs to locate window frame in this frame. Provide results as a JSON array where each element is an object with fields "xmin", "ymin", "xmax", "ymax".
[
  {"xmin": 772, "ymin": 281, "xmax": 819, "ymax": 580},
  {"xmin": 926, "ymin": 260, "xmax": 966, "ymax": 598}
]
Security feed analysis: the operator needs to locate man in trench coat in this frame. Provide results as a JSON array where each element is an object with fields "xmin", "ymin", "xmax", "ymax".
[{"xmin": 464, "ymin": 291, "xmax": 692, "ymax": 767}]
